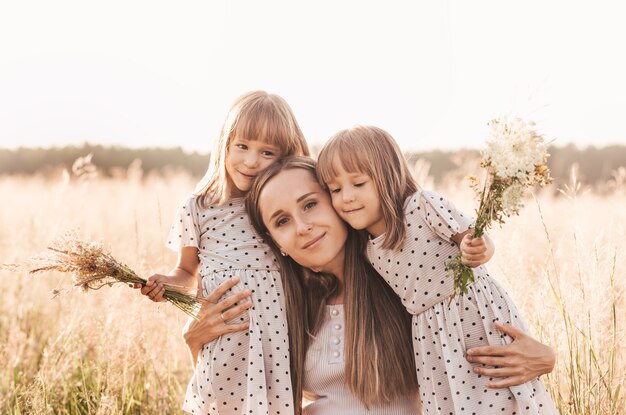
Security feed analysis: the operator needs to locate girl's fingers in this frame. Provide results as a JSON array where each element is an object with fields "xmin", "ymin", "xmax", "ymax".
[
  {"xmin": 142, "ymin": 282, "xmax": 160, "ymax": 297},
  {"xmin": 461, "ymin": 258, "xmax": 482, "ymax": 267},
  {"xmin": 466, "ymin": 236, "xmax": 485, "ymax": 246},
  {"xmin": 148, "ymin": 284, "xmax": 165, "ymax": 302},
  {"xmin": 206, "ymin": 276, "xmax": 241, "ymax": 304},
  {"xmin": 460, "ymin": 255, "xmax": 484, "ymax": 267},
  {"xmin": 462, "ymin": 245, "xmax": 486, "ymax": 254},
  {"xmin": 155, "ymin": 285, "xmax": 166, "ymax": 301}
]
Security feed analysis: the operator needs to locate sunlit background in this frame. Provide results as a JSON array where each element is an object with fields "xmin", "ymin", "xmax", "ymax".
[
  {"xmin": 1, "ymin": 2, "xmax": 625, "ymax": 414},
  {"xmin": 1, "ymin": 0, "xmax": 625, "ymax": 153}
]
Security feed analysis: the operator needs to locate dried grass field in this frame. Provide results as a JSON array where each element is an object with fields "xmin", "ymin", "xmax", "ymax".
[{"xmin": 1, "ymin": 168, "xmax": 624, "ymax": 414}]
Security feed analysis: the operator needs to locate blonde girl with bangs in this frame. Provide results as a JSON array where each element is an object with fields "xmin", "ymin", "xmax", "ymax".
[
  {"xmin": 316, "ymin": 126, "xmax": 557, "ymax": 414},
  {"xmin": 138, "ymin": 90, "xmax": 309, "ymax": 415}
]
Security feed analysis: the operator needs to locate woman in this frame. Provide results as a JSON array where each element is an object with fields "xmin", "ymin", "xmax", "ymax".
[{"xmin": 183, "ymin": 156, "xmax": 556, "ymax": 414}]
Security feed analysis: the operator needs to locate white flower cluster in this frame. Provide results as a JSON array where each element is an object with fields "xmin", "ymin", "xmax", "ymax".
[
  {"xmin": 501, "ymin": 183, "xmax": 524, "ymax": 215},
  {"xmin": 484, "ymin": 117, "xmax": 548, "ymax": 182}
]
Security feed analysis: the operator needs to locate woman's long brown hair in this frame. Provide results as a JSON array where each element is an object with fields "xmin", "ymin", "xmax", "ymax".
[{"xmin": 245, "ymin": 156, "xmax": 418, "ymax": 413}]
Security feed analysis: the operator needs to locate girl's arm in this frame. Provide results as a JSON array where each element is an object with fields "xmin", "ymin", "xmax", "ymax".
[
  {"xmin": 465, "ymin": 322, "xmax": 556, "ymax": 388},
  {"xmin": 136, "ymin": 246, "xmax": 200, "ymax": 301},
  {"xmin": 183, "ymin": 276, "xmax": 252, "ymax": 365},
  {"xmin": 451, "ymin": 229, "xmax": 495, "ymax": 268}
]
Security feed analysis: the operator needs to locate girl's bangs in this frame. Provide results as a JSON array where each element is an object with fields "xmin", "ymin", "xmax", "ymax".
[
  {"xmin": 317, "ymin": 137, "xmax": 373, "ymax": 184},
  {"xmin": 232, "ymin": 109, "xmax": 292, "ymax": 149}
]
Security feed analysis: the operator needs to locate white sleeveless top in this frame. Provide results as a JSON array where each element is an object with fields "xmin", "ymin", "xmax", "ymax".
[{"xmin": 303, "ymin": 304, "xmax": 422, "ymax": 414}]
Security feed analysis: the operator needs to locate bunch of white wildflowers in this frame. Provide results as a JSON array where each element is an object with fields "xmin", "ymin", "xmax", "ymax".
[
  {"xmin": 29, "ymin": 233, "xmax": 204, "ymax": 318},
  {"xmin": 447, "ymin": 117, "xmax": 553, "ymax": 298},
  {"xmin": 484, "ymin": 118, "xmax": 549, "ymax": 182}
]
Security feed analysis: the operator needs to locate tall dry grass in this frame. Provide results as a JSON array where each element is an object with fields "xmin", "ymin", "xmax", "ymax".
[{"xmin": 0, "ymin": 164, "xmax": 624, "ymax": 414}]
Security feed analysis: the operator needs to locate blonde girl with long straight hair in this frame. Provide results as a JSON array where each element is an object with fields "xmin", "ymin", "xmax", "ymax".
[
  {"xmin": 138, "ymin": 91, "xmax": 309, "ymax": 414},
  {"xmin": 245, "ymin": 156, "xmax": 420, "ymax": 414},
  {"xmin": 316, "ymin": 126, "xmax": 557, "ymax": 414}
]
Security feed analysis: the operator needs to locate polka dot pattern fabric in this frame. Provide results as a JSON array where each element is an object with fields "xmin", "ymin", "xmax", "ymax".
[
  {"xmin": 367, "ymin": 190, "xmax": 557, "ymax": 414},
  {"xmin": 167, "ymin": 195, "xmax": 293, "ymax": 415}
]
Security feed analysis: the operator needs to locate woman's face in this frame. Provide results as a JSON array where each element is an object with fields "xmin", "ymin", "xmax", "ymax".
[{"xmin": 258, "ymin": 168, "xmax": 348, "ymax": 276}]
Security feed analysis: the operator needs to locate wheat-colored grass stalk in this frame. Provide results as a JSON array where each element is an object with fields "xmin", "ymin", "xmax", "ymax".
[
  {"xmin": 534, "ymin": 196, "xmax": 624, "ymax": 414},
  {"xmin": 29, "ymin": 233, "xmax": 204, "ymax": 318}
]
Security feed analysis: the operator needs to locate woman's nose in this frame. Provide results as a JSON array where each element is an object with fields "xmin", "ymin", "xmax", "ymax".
[{"xmin": 295, "ymin": 216, "xmax": 313, "ymax": 235}]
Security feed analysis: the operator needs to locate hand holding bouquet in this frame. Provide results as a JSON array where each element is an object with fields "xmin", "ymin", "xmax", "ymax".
[
  {"xmin": 446, "ymin": 117, "xmax": 553, "ymax": 298},
  {"xmin": 30, "ymin": 233, "xmax": 204, "ymax": 318}
]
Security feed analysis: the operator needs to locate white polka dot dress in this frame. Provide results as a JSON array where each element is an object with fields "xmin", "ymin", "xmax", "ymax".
[
  {"xmin": 167, "ymin": 195, "xmax": 293, "ymax": 415},
  {"xmin": 367, "ymin": 190, "xmax": 557, "ymax": 415}
]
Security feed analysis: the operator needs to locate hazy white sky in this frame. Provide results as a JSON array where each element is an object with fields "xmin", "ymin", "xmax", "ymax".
[{"xmin": 1, "ymin": 0, "xmax": 625, "ymax": 153}]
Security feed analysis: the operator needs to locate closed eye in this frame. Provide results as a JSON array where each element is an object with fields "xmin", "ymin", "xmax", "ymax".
[{"xmin": 354, "ymin": 182, "xmax": 365, "ymax": 187}]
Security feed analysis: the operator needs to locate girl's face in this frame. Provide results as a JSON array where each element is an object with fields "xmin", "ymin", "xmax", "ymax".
[
  {"xmin": 325, "ymin": 159, "xmax": 386, "ymax": 237},
  {"xmin": 226, "ymin": 137, "xmax": 282, "ymax": 197},
  {"xmin": 259, "ymin": 168, "xmax": 348, "ymax": 277}
]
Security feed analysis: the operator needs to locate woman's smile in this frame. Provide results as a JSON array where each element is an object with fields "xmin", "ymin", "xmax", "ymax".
[{"xmin": 301, "ymin": 232, "xmax": 326, "ymax": 250}]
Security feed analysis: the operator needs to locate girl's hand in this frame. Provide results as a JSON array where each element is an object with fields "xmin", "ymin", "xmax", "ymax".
[
  {"xmin": 465, "ymin": 322, "xmax": 556, "ymax": 388},
  {"xmin": 460, "ymin": 234, "xmax": 489, "ymax": 267},
  {"xmin": 134, "ymin": 274, "xmax": 168, "ymax": 302},
  {"xmin": 184, "ymin": 276, "xmax": 252, "ymax": 361}
]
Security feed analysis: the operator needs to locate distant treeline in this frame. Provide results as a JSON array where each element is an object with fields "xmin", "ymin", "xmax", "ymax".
[{"xmin": 0, "ymin": 143, "xmax": 624, "ymax": 187}]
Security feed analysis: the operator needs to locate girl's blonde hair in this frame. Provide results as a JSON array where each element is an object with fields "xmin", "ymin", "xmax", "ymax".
[
  {"xmin": 317, "ymin": 125, "xmax": 419, "ymax": 250},
  {"xmin": 195, "ymin": 90, "xmax": 310, "ymax": 206},
  {"xmin": 245, "ymin": 156, "xmax": 418, "ymax": 413}
]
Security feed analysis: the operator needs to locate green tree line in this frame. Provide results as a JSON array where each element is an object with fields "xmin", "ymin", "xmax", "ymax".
[{"xmin": 0, "ymin": 143, "xmax": 624, "ymax": 187}]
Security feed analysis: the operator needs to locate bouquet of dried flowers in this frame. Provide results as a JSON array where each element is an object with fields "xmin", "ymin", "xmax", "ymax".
[
  {"xmin": 29, "ymin": 234, "xmax": 204, "ymax": 318},
  {"xmin": 446, "ymin": 117, "xmax": 553, "ymax": 298}
]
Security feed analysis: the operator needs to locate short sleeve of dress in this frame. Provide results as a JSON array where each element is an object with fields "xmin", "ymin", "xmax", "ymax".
[
  {"xmin": 166, "ymin": 196, "xmax": 201, "ymax": 251},
  {"xmin": 410, "ymin": 190, "xmax": 475, "ymax": 242}
]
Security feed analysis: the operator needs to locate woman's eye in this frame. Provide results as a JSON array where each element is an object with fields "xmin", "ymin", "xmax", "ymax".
[
  {"xmin": 304, "ymin": 201, "xmax": 317, "ymax": 210},
  {"xmin": 276, "ymin": 217, "xmax": 288, "ymax": 227}
]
